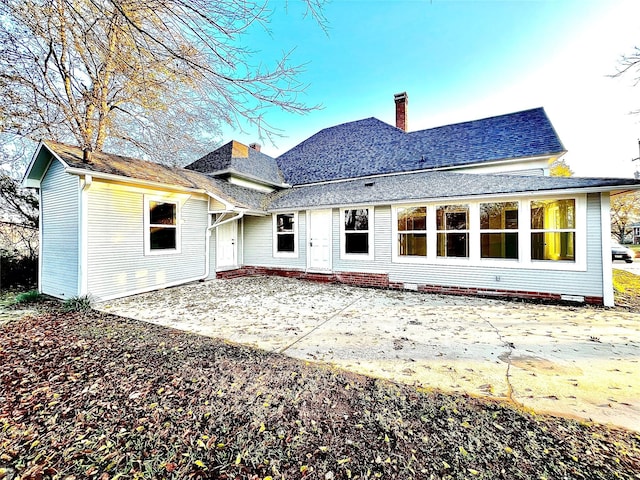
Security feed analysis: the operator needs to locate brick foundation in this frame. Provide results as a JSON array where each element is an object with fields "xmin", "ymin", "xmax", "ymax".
[{"xmin": 214, "ymin": 267, "xmax": 603, "ymax": 305}]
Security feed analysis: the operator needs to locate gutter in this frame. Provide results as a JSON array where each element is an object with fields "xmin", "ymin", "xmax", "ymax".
[
  {"xmin": 267, "ymin": 184, "xmax": 640, "ymax": 213},
  {"xmin": 63, "ymin": 166, "xmax": 240, "ymax": 212}
]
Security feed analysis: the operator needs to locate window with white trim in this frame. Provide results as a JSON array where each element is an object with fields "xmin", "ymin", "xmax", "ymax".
[
  {"xmin": 397, "ymin": 206, "xmax": 427, "ymax": 257},
  {"xmin": 341, "ymin": 207, "xmax": 374, "ymax": 259},
  {"xmin": 436, "ymin": 204, "xmax": 469, "ymax": 258},
  {"xmin": 273, "ymin": 212, "xmax": 298, "ymax": 257},
  {"xmin": 145, "ymin": 197, "xmax": 180, "ymax": 254},
  {"xmin": 530, "ymin": 199, "xmax": 575, "ymax": 262},
  {"xmin": 480, "ymin": 202, "xmax": 518, "ymax": 259},
  {"xmin": 391, "ymin": 196, "xmax": 584, "ymax": 270}
]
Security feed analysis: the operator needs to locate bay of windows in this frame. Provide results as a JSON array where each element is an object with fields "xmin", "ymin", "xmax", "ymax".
[{"xmin": 392, "ymin": 197, "xmax": 582, "ymax": 267}]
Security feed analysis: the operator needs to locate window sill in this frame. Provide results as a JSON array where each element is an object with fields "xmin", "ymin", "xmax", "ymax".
[
  {"xmin": 340, "ymin": 253, "xmax": 374, "ymax": 261},
  {"xmin": 145, "ymin": 248, "xmax": 181, "ymax": 256},
  {"xmin": 274, "ymin": 252, "xmax": 299, "ymax": 259},
  {"xmin": 391, "ymin": 257, "xmax": 587, "ymax": 271}
]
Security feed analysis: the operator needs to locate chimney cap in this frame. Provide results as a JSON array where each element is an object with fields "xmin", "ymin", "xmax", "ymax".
[{"xmin": 394, "ymin": 92, "xmax": 408, "ymax": 103}]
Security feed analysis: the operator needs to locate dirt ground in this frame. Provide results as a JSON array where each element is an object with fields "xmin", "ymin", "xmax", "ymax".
[{"xmin": 97, "ymin": 276, "xmax": 640, "ymax": 432}]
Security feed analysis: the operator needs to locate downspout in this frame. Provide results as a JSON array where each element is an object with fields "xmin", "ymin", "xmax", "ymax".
[
  {"xmin": 37, "ymin": 187, "xmax": 43, "ymax": 294},
  {"xmin": 79, "ymin": 175, "xmax": 92, "ymax": 296}
]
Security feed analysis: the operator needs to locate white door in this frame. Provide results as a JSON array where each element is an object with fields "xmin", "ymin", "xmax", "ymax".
[
  {"xmin": 307, "ymin": 209, "xmax": 332, "ymax": 272},
  {"xmin": 216, "ymin": 220, "xmax": 237, "ymax": 269}
]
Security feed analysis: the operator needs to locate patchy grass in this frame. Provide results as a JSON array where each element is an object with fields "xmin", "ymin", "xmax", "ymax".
[
  {"xmin": 1, "ymin": 309, "xmax": 639, "ymax": 479},
  {"xmin": 14, "ymin": 289, "xmax": 42, "ymax": 305},
  {"xmin": 613, "ymin": 269, "xmax": 640, "ymax": 311}
]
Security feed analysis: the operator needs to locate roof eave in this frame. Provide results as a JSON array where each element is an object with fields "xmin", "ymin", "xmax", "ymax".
[
  {"xmin": 63, "ymin": 166, "xmax": 243, "ymax": 211},
  {"xmin": 267, "ymin": 182, "xmax": 640, "ymax": 212}
]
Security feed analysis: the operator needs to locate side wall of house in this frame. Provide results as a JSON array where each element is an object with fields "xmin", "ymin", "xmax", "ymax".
[
  {"xmin": 238, "ymin": 193, "xmax": 605, "ymax": 302},
  {"xmin": 86, "ymin": 181, "xmax": 209, "ymax": 301},
  {"xmin": 242, "ymin": 214, "xmax": 307, "ymax": 269},
  {"xmin": 40, "ymin": 159, "xmax": 79, "ymax": 299},
  {"xmin": 331, "ymin": 193, "xmax": 604, "ymax": 300}
]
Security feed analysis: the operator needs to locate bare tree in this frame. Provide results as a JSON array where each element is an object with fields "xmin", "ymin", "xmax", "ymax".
[
  {"xmin": 610, "ymin": 191, "xmax": 640, "ymax": 243},
  {"xmin": 0, "ymin": 0, "xmax": 326, "ymax": 165}
]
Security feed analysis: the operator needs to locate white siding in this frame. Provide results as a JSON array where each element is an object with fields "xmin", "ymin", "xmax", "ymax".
[
  {"xmin": 330, "ymin": 193, "xmax": 604, "ymax": 299},
  {"xmin": 86, "ymin": 181, "xmax": 208, "ymax": 301},
  {"xmin": 243, "ymin": 214, "xmax": 307, "ymax": 269},
  {"xmin": 40, "ymin": 160, "xmax": 80, "ymax": 299}
]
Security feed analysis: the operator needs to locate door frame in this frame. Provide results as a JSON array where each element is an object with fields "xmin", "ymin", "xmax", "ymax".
[
  {"xmin": 306, "ymin": 209, "xmax": 333, "ymax": 272},
  {"xmin": 216, "ymin": 219, "xmax": 238, "ymax": 270}
]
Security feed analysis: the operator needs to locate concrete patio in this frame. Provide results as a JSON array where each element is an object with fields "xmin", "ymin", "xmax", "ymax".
[{"xmin": 97, "ymin": 276, "xmax": 640, "ymax": 432}]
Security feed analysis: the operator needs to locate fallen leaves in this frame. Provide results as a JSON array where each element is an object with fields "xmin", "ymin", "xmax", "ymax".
[{"xmin": 0, "ymin": 310, "xmax": 639, "ymax": 479}]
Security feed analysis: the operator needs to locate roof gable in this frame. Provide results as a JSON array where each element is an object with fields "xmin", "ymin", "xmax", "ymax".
[
  {"xmin": 185, "ymin": 140, "xmax": 285, "ymax": 187},
  {"xmin": 26, "ymin": 141, "xmax": 269, "ymax": 212},
  {"xmin": 276, "ymin": 108, "xmax": 566, "ymax": 185}
]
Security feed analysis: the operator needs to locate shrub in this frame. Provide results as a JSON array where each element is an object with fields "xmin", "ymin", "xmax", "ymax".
[{"xmin": 62, "ymin": 295, "xmax": 92, "ymax": 312}]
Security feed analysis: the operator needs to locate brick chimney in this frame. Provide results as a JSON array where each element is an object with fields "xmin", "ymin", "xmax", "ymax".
[
  {"xmin": 249, "ymin": 142, "xmax": 261, "ymax": 152},
  {"xmin": 394, "ymin": 92, "xmax": 408, "ymax": 131}
]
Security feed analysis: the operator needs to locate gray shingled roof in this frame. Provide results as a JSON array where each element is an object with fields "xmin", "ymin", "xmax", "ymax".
[
  {"xmin": 276, "ymin": 108, "xmax": 566, "ymax": 185},
  {"xmin": 267, "ymin": 171, "xmax": 640, "ymax": 211},
  {"xmin": 43, "ymin": 141, "xmax": 264, "ymax": 211},
  {"xmin": 185, "ymin": 140, "xmax": 285, "ymax": 187}
]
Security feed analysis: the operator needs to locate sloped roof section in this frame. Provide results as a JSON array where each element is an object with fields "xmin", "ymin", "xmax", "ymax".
[
  {"xmin": 276, "ymin": 108, "xmax": 566, "ymax": 185},
  {"xmin": 267, "ymin": 170, "xmax": 640, "ymax": 211},
  {"xmin": 185, "ymin": 140, "xmax": 285, "ymax": 187},
  {"xmin": 42, "ymin": 141, "xmax": 267, "ymax": 211}
]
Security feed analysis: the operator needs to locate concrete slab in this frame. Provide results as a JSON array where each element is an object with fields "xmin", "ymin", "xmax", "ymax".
[{"xmin": 97, "ymin": 276, "xmax": 640, "ymax": 432}]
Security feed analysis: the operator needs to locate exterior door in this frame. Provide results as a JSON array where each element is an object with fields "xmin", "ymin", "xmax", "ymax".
[
  {"xmin": 307, "ymin": 209, "xmax": 332, "ymax": 272},
  {"xmin": 216, "ymin": 220, "xmax": 237, "ymax": 269}
]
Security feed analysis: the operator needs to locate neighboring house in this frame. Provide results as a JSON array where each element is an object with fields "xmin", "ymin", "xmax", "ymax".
[
  {"xmin": 22, "ymin": 93, "xmax": 640, "ymax": 306},
  {"xmin": 632, "ymin": 223, "xmax": 640, "ymax": 244}
]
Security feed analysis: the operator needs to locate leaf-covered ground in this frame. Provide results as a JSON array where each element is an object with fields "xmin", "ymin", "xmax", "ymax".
[
  {"xmin": 613, "ymin": 269, "xmax": 640, "ymax": 312},
  {"xmin": 1, "ymin": 308, "xmax": 639, "ymax": 480}
]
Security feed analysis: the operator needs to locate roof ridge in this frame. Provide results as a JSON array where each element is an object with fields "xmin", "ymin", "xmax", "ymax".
[{"xmin": 408, "ymin": 107, "xmax": 546, "ymax": 136}]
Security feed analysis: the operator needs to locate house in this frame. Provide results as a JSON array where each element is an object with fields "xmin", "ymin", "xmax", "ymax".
[
  {"xmin": 22, "ymin": 93, "xmax": 640, "ymax": 306},
  {"xmin": 631, "ymin": 222, "xmax": 640, "ymax": 245}
]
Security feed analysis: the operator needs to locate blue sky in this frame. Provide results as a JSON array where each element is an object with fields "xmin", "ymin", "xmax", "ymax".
[{"xmin": 223, "ymin": 0, "xmax": 640, "ymax": 178}]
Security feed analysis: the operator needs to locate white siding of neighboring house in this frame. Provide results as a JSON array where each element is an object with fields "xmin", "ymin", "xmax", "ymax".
[
  {"xmin": 85, "ymin": 181, "xmax": 209, "ymax": 301},
  {"xmin": 243, "ymin": 214, "xmax": 307, "ymax": 270},
  {"xmin": 329, "ymin": 192, "xmax": 605, "ymax": 299},
  {"xmin": 40, "ymin": 159, "xmax": 80, "ymax": 299}
]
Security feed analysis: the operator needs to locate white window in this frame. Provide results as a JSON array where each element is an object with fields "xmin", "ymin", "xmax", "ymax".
[
  {"xmin": 397, "ymin": 206, "xmax": 427, "ymax": 257},
  {"xmin": 341, "ymin": 207, "xmax": 374, "ymax": 260},
  {"xmin": 480, "ymin": 202, "xmax": 519, "ymax": 260},
  {"xmin": 530, "ymin": 199, "xmax": 576, "ymax": 262},
  {"xmin": 391, "ymin": 196, "xmax": 585, "ymax": 270},
  {"xmin": 436, "ymin": 204, "xmax": 469, "ymax": 258},
  {"xmin": 144, "ymin": 196, "xmax": 181, "ymax": 255},
  {"xmin": 273, "ymin": 212, "xmax": 298, "ymax": 258}
]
